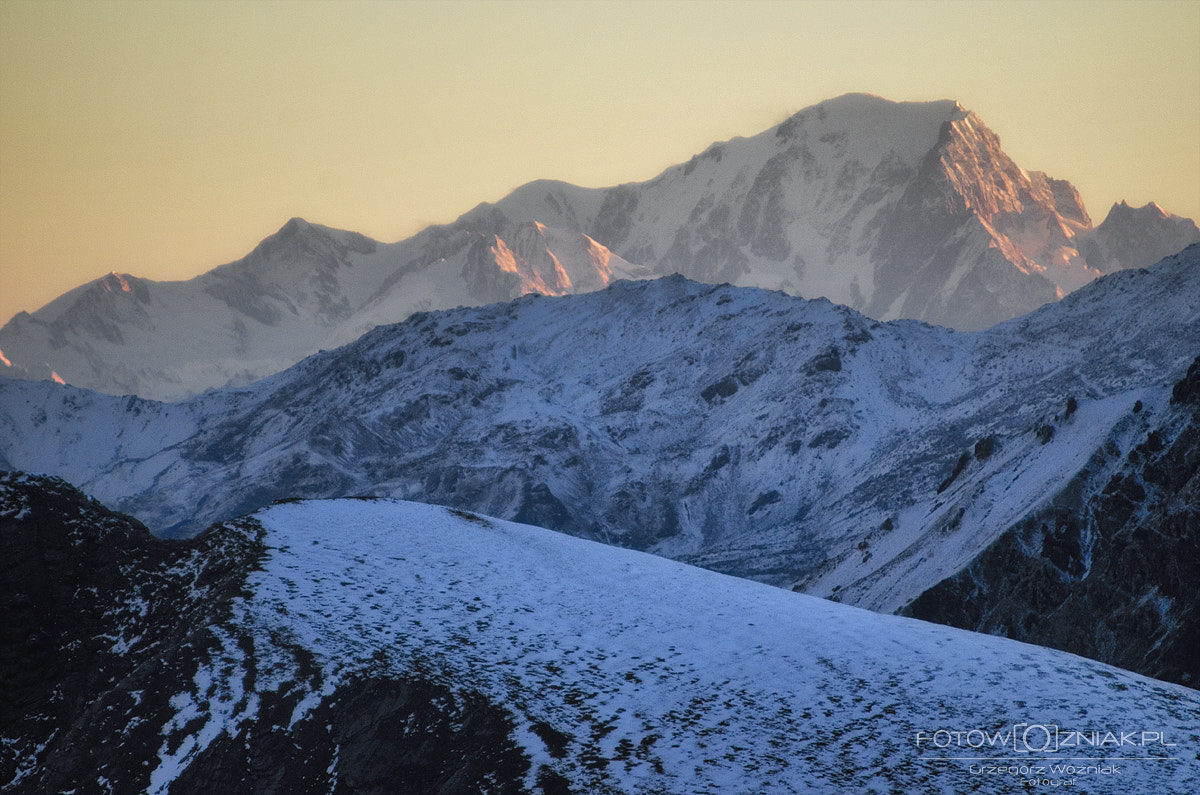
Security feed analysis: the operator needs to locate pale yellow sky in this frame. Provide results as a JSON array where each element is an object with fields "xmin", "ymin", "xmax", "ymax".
[{"xmin": 1, "ymin": 0, "xmax": 1197, "ymax": 324}]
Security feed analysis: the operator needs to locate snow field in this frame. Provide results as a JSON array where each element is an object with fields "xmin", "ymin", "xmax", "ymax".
[{"xmin": 206, "ymin": 498, "xmax": 1200, "ymax": 794}]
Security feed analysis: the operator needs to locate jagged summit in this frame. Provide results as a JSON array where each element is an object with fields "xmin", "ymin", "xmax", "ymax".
[
  {"xmin": 486, "ymin": 92, "xmax": 1177, "ymax": 329},
  {"xmin": 2, "ymin": 93, "xmax": 1196, "ymax": 398},
  {"xmin": 1100, "ymin": 199, "xmax": 1173, "ymax": 228},
  {"xmin": 1080, "ymin": 199, "xmax": 1200, "ymax": 273},
  {"xmin": 217, "ymin": 216, "xmax": 377, "ymax": 275}
]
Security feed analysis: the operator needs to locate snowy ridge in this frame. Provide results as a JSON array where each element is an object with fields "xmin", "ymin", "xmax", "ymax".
[
  {"xmin": 2, "ymin": 94, "xmax": 1196, "ymax": 399},
  {"xmin": 0, "ymin": 217, "xmax": 650, "ymax": 400},
  {"xmin": 181, "ymin": 498, "xmax": 1200, "ymax": 793},
  {"xmin": 1, "ymin": 247, "xmax": 1197, "ymax": 623}
]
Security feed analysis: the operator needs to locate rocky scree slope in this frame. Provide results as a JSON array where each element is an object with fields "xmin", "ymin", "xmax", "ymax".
[
  {"xmin": 3, "ymin": 476, "xmax": 1198, "ymax": 794},
  {"xmin": 2, "ymin": 246, "xmax": 1198, "ymax": 684},
  {"xmin": 1, "ymin": 94, "xmax": 1195, "ymax": 399},
  {"xmin": 0, "ymin": 472, "xmax": 264, "ymax": 792}
]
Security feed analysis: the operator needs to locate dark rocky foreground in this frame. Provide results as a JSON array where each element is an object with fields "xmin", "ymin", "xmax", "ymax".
[
  {"xmin": 0, "ymin": 473, "xmax": 540, "ymax": 794},
  {"xmin": 0, "ymin": 472, "xmax": 247, "ymax": 791},
  {"xmin": 903, "ymin": 356, "xmax": 1200, "ymax": 687}
]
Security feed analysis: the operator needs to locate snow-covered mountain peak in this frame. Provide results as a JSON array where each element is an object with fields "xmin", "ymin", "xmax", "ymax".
[
  {"xmin": 14, "ymin": 269, "xmax": 152, "ymax": 329},
  {"xmin": 1104, "ymin": 199, "xmax": 1170, "ymax": 224},
  {"xmin": 772, "ymin": 93, "xmax": 965, "ymax": 166},
  {"xmin": 214, "ymin": 216, "xmax": 377, "ymax": 279},
  {"xmin": 474, "ymin": 92, "xmax": 1186, "ymax": 331},
  {"xmin": 1079, "ymin": 201, "xmax": 1200, "ymax": 274},
  {"xmin": 280, "ymin": 215, "xmax": 312, "ymax": 233},
  {"xmin": 97, "ymin": 271, "xmax": 139, "ymax": 294}
]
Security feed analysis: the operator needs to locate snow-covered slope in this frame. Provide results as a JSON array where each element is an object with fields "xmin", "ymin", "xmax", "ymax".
[
  {"xmin": 2, "ymin": 94, "xmax": 1195, "ymax": 400},
  {"xmin": 4, "ymin": 477, "xmax": 1197, "ymax": 794},
  {"xmin": 2, "ymin": 245, "xmax": 1198, "ymax": 683}
]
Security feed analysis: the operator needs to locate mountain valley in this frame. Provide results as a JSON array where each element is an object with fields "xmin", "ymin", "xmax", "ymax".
[{"xmin": 3, "ymin": 245, "xmax": 1198, "ymax": 688}]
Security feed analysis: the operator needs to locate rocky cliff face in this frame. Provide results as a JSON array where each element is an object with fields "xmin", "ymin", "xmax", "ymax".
[
  {"xmin": 0, "ymin": 472, "xmax": 261, "ymax": 791},
  {"xmin": 866, "ymin": 110, "xmax": 1092, "ymax": 329},
  {"xmin": 902, "ymin": 357, "xmax": 1200, "ymax": 687}
]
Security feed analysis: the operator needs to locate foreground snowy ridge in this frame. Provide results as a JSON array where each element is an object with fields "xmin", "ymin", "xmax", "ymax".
[
  {"xmin": 4, "ymin": 473, "xmax": 1196, "ymax": 793},
  {"xmin": 173, "ymin": 498, "xmax": 1198, "ymax": 794}
]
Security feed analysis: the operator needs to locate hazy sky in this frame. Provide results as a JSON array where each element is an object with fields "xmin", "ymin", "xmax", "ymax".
[{"xmin": 1, "ymin": 0, "xmax": 1197, "ymax": 324}]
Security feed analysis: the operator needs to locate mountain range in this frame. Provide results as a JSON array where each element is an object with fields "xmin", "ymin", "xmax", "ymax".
[
  {"xmin": 4, "ymin": 473, "xmax": 1196, "ymax": 794},
  {"xmin": 3, "ymin": 92, "xmax": 1199, "ymax": 791},
  {"xmin": 2, "ymin": 93, "xmax": 1196, "ymax": 400},
  {"xmin": 3, "ymin": 243, "xmax": 1198, "ymax": 688}
]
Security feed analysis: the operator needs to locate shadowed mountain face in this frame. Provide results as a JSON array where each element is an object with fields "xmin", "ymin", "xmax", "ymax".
[
  {"xmin": 3, "ymin": 247, "xmax": 1199, "ymax": 686},
  {"xmin": 2, "ymin": 94, "xmax": 1196, "ymax": 399},
  {"xmin": 902, "ymin": 355, "xmax": 1200, "ymax": 686},
  {"xmin": 4, "ymin": 474, "xmax": 1198, "ymax": 794},
  {"xmin": 0, "ymin": 473, "xmax": 264, "ymax": 792}
]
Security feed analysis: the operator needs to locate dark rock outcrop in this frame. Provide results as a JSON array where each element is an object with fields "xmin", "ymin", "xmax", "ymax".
[
  {"xmin": 0, "ymin": 471, "xmax": 262, "ymax": 791},
  {"xmin": 0, "ymin": 473, "xmax": 540, "ymax": 794},
  {"xmin": 167, "ymin": 677, "xmax": 532, "ymax": 795}
]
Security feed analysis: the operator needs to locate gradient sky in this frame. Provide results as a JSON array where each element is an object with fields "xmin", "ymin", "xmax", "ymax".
[{"xmin": 1, "ymin": 0, "xmax": 1197, "ymax": 324}]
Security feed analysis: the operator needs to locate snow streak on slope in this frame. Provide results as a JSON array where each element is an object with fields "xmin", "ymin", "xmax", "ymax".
[
  {"xmin": 901, "ymin": 358, "xmax": 1200, "ymax": 686},
  {"xmin": 161, "ymin": 498, "xmax": 1199, "ymax": 794}
]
